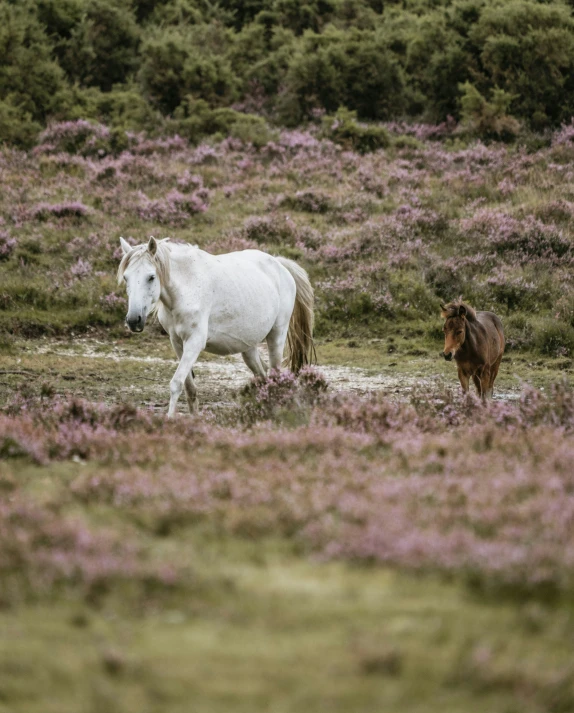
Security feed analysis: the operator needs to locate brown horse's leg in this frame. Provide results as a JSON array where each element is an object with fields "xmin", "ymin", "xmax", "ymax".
[
  {"xmin": 458, "ymin": 368, "xmax": 470, "ymax": 394},
  {"xmin": 474, "ymin": 367, "xmax": 490, "ymax": 399},
  {"xmin": 472, "ymin": 374, "xmax": 483, "ymax": 397},
  {"xmin": 489, "ymin": 356, "xmax": 503, "ymax": 396}
]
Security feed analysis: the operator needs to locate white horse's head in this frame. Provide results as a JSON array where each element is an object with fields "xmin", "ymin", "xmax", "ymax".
[{"xmin": 118, "ymin": 236, "xmax": 163, "ymax": 332}]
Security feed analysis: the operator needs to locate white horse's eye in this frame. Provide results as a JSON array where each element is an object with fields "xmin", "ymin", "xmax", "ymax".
[{"xmin": 148, "ymin": 275, "xmax": 155, "ymax": 282}]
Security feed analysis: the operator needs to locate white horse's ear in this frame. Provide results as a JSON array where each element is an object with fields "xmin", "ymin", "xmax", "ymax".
[
  {"xmin": 148, "ymin": 236, "xmax": 157, "ymax": 256},
  {"xmin": 120, "ymin": 237, "xmax": 132, "ymax": 255}
]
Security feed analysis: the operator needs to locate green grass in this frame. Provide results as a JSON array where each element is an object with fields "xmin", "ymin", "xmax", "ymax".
[{"xmin": 2, "ymin": 520, "xmax": 574, "ymax": 713}]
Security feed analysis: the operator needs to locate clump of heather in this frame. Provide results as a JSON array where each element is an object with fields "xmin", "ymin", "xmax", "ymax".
[
  {"xmin": 70, "ymin": 257, "xmax": 92, "ymax": 278},
  {"xmin": 238, "ymin": 367, "xmax": 328, "ymax": 425},
  {"xmin": 0, "ymin": 230, "xmax": 16, "ymax": 259},
  {"xmin": 32, "ymin": 201, "xmax": 92, "ymax": 221},
  {"xmin": 36, "ymin": 120, "xmax": 112, "ymax": 157},
  {"xmin": 136, "ymin": 189, "xmax": 209, "ymax": 225},
  {"xmin": 242, "ymin": 215, "xmax": 299, "ymax": 245},
  {"xmin": 99, "ymin": 292, "xmax": 127, "ymax": 312},
  {"xmin": 280, "ymin": 190, "xmax": 332, "ymax": 214},
  {"xmin": 0, "ymin": 494, "xmax": 176, "ymax": 604}
]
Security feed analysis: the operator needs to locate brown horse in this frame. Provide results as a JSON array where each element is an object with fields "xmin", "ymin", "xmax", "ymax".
[{"xmin": 441, "ymin": 300, "xmax": 505, "ymax": 398}]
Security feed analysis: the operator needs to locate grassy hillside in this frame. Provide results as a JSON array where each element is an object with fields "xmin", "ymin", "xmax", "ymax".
[{"xmin": 2, "ymin": 118, "xmax": 574, "ymax": 363}]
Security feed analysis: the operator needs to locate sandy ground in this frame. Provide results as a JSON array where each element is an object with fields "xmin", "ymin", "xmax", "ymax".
[{"xmin": 31, "ymin": 339, "xmax": 519, "ymax": 414}]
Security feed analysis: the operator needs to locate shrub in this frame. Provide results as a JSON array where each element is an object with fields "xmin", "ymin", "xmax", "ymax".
[
  {"xmin": 135, "ymin": 189, "xmax": 209, "ymax": 225},
  {"xmin": 138, "ymin": 25, "xmax": 239, "ymax": 114},
  {"xmin": 36, "ymin": 120, "xmax": 113, "ymax": 156},
  {"xmin": 61, "ymin": 0, "xmax": 141, "ymax": 91},
  {"xmin": 459, "ymin": 83, "xmax": 521, "ymax": 140},
  {"xmin": 534, "ymin": 322, "xmax": 574, "ymax": 358},
  {"xmin": 280, "ymin": 190, "xmax": 332, "ymax": 213},
  {"xmin": 321, "ymin": 108, "xmax": 390, "ymax": 153},
  {"xmin": 282, "ymin": 27, "xmax": 405, "ymax": 123},
  {"xmin": 32, "ymin": 201, "xmax": 92, "ymax": 221},
  {"xmin": 238, "ymin": 367, "xmax": 328, "ymax": 425},
  {"xmin": 242, "ymin": 216, "xmax": 299, "ymax": 245},
  {"xmin": 468, "ymin": 0, "xmax": 574, "ymax": 129},
  {"xmin": 0, "ymin": 3, "xmax": 66, "ymax": 124},
  {"xmin": 0, "ymin": 100, "xmax": 41, "ymax": 148}
]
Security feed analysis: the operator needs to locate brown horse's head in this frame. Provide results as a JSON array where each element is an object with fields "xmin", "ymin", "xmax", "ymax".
[{"xmin": 441, "ymin": 302, "xmax": 469, "ymax": 361}]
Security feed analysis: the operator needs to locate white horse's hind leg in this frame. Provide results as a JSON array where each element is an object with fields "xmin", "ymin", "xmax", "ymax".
[
  {"xmin": 184, "ymin": 374, "xmax": 198, "ymax": 414},
  {"xmin": 242, "ymin": 347, "xmax": 267, "ymax": 377},
  {"xmin": 266, "ymin": 322, "xmax": 290, "ymax": 370}
]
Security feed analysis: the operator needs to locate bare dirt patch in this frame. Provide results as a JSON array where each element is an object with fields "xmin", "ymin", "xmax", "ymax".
[{"xmin": 27, "ymin": 339, "xmax": 520, "ymax": 415}]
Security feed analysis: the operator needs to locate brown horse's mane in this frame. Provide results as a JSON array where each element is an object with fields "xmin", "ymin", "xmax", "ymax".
[{"xmin": 440, "ymin": 300, "xmax": 477, "ymax": 321}]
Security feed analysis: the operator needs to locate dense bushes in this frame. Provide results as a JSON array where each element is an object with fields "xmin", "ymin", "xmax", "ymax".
[{"xmin": 2, "ymin": 0, "xmax": 574, "ymax": 146}]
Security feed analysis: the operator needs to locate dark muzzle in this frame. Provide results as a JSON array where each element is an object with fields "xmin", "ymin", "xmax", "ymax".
[
  {"xmin": 126, "ymin": 314, "xmax": 145, "ymax": 333},
  {"xmin": 443, "ymin": 351, "xmax": 453, "ymax": 361}
]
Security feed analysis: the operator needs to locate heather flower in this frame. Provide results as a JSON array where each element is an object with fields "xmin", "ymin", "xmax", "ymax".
[
  {"xmin": 36, "ymin": 120, "xmax": 112, "ymax": 157},
  {"xmin": 136, "ymin": 189, "xmax": 209, "ymax": 225},
  {"xmin": 70, "ymin": 258, "xmax": 93, "ymax": 278},
  {"xmin": 552, "ymin": 119, "xmax": 574, "ymax": 147},
  {"xmin": 188, "ymin": 143, "xmax": 219, "ymax": 165},
  {"xmin": 0, "ymin": 230, "xmax": 16, "ymax": 259},
  {"xmin": 32, "ymin": 202, "xmax": 92, "ymax": 221},
  {"xmin": 238, "ymin": 368, "xmax": 329, "ymax": 424},
  {"xmin": 100, "ymin": 292, "xmax": 127, "ymax": 311}
]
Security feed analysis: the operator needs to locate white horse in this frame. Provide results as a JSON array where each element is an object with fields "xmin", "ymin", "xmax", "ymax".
[{"xmin": 117, "ymin": 237, "xmax": 315, "ymax": 418}]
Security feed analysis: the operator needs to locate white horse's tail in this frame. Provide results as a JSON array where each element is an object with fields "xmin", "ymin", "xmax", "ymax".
[{"xmin": 276, "ymin": 257, "xmax": 316, "ymax": 373}]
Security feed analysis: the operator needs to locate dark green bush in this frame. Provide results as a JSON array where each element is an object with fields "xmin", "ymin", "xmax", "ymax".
[
  {"xmin": 321, "ymin": 108, "xmax": 390, "ymax": 153},
  {"xmin": 459, "ymin": 83, "xmax": 521, "ymax": 140},
  {"xmin": 138, "ymin": 25, "xmax": 239, "ymax": 114},
  {"xmin": 170, "ymin": 98, "xmax": 272, "ymax": 146},
  {"xmin": 0, "ymin": 100, "xmax": 41, "ymax": 148},
  {"xmin": 469, "ymin": 0, "xmax": 574, "ymax": 129},
  {"xmin": 60, "ymin": 0, "xmax": 141, "ymax": 91},
  {"xmin": 2, "ymin": 0, "xmax": 574, "ymax": 143},
  {"xmin": 0, "ymin": 3, "xmax": 66, "ymax": 123},
  {"xmin": 282, "ymin": 27, "xmax": 405, "ymax": 123}
]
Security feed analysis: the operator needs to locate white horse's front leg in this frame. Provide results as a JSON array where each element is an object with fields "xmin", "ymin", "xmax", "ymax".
[{"xmin": 168, "ymin": 334, "xmax": 205, "ymax": 419}]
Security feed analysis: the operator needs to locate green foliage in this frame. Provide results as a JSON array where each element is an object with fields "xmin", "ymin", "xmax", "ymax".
[
  {"xmin": 170, "ymin": 98, "xmax": 272, "ymax": 145},
  {"xmin": 534, "ymin": 322, "xmax": 574, "ymax": 357},
  {"xmin": 321, "ymin": 108, "xmax": 390, "ymax": 153},
  {"xmin": 61, "ymin": 0, "xmax": 141, "ymax": 91},
  {"xmin": 469, "ymin": 0, "xmax": 574, "ymax": 129},
  {"xmin": 0, "ymin": 100, "xmax": 41, "ymax": 148},
  {"xmin": 281, "ymin": 27, "xmax": 405, "ymax": 123},
  {"xmin": 459, "ymin": 82, "xmax": 521, "ymax": 140},
  {"xmin": 2, "ymin": 0, "xmax": 574, "ymax": 143},
  {"xmin": 0, "ymin": 2, "xmax": 66, "ymax": 124},
  {"xmin": 139, "ymin": 25, "xmax": 239, "ymax": 114}
]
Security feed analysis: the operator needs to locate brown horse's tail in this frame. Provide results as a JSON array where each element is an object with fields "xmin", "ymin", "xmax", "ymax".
[{"xmin": 276, "ymin": 257, "xmax": 316, "ymax": 373}]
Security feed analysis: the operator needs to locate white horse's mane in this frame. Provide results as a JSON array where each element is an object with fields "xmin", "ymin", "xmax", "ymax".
[{"xmin": 117, "ymin": 238, "xmax": 198, "ymax": 287}]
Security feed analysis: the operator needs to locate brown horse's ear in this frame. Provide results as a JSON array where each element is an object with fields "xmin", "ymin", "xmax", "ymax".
[
  {"xmin": 458, "ymin": 305, "xmax": 467, "ymax": 317},
  {"xmin": 147, "ymin": 236, "xmax": 157, "ymax": 256},
  {"xmin": 440, "ymin": 304, "xmax": 448, "ymax": 318}
]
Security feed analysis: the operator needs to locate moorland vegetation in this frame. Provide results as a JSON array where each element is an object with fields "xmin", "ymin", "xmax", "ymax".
[
  {"xmin": 2, "ymin": 0, "xmax": 574, "ymax": 147},
  {"xmin": 3, "ymin": 2, "xmax": 574, "ymax": 710}
]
